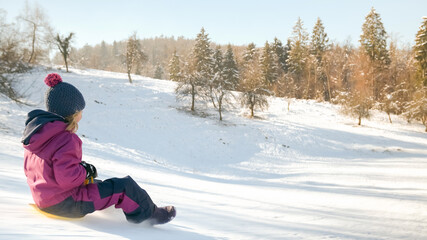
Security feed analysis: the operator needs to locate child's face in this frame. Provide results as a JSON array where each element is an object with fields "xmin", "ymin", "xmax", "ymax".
[{"xmin": 76, "ymin": 111, "xmax": 83, "ymax": 123}]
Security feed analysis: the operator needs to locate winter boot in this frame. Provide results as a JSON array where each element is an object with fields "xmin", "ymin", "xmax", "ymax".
[{"xmin": 148, "ymin": 205, "xmax": 176, "ymax": 225}]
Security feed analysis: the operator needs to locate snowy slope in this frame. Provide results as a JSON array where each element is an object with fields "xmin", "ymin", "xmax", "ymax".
[{"xmin": 0, "ymin": 67, "xmax": 426, "ymax": 240}]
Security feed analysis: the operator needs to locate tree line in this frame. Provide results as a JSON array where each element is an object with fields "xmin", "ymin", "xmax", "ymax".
[
  {"xmin": 1, "ymin": 4, "xmax": 426, "ymax": 130},
  {"xmin": 168, "ymin": 9, "xmax": 426, "ymax": 130}
]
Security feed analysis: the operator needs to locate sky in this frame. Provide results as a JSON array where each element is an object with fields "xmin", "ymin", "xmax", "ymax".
[{"xmin": 0, "ymin": 0, "xmax": 426, "ymax": 49}]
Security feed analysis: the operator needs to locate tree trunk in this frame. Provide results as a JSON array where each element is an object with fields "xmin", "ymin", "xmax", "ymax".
[
  {"xmin": 358, "ymin": 115, "xmax": 362, "ymax": 126},
  {"xmin": 326, "ymin": 75, "xmax": 332, "ymax": 101},
  {"xmin": 210, "ymin": 86, "xmax": 216, "ymax": 108},
  {"xmin": 218, "ymin": 93, "xmax": 224, "ymax": 121},
  {"xmin": 388, "ymin": 112, "xmax": 392, "ymax": 124},
  {"xmin": 28, "ymin": 23, "xmax": 36, "ymax": 63},
  {"xmin": 219, "ymin": 101, "xmax": 222, "ymax": 121},
  {"xmin": 191, "ymin": 84, "xmax": 195, "ymax": 111},
  {"xmin": 127, "ymin": 71, "xmax": 132, "ymax": 83},
  {"xmin": 306, "ymin": 70, "xmax": 311, "ymax": 99},
  {"xmin": 63, "ymin": 54, "xmax": 69, "ymax": 72},
  {"xmin": 423, "ymin": 115, "xmax": 427, "ymax": 132}
]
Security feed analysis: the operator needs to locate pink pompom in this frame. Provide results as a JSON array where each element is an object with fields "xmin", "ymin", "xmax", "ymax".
[{"xmin": 44, "ymin": 73, "xmax": 63, "ymax": 87}]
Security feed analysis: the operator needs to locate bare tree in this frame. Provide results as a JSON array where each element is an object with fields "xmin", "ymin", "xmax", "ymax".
[
  {"xmin": 0, "ymin": 10, "xmax": 28, "ymax": 103},
  {"xmin": 55, "ymin": 32, "xmax": 74, "ymax": 72},
  {"xmin": 339, "ymin": 50, "xmax": 374, "ymax": 125},
  {"xmin": 18, "ymin": 1, "xmax": 53, "ymax": 64}
]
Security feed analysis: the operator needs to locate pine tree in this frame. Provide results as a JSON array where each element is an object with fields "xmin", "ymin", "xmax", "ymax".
[
  {"xmin": 125, "ymin": 33, "xmax": 147, "ymax": 83},
  {"xmin": 176, "ymin": 28, "xmax": 213, "ymax": 111},
  {"xmin": 210, "ymin": 46, "xmax": 224, "ymax": 108},
  {"xmin": 168, "ymin": 50, "xmax": 181, "ymax": 81},
  {"xmin": 260, "ymin": 41, "xmax": 279, "ymax": 87},
  {"xmin": 210, "ymin": 46, "xmax": 226, "ymax": 120},
  {"xmin": 222, "ymin": 44, "xmax": 239, "ymax": 90},
  {"xmin": 287, "ymin": 17, "xmax": 310, "ymax": 99},
  {"xmin": 283, "ymin": 39, "xmax": 291, "ymax": 73},
  {"xmin": 212, "ymin": 46, "xmax": 224, "ymax": 76},
  {"xmin": 273, "ymin": 38, "xmax": 294, "ymax": 99},
  {"xmin": 242, "ymin": 43, "xmax": 257, "ymax": 63},
  {"xmin": 311, "ymin": 18, "xmax": 329, "ymax": 63},
  {"xmin": 360, "ymin": 7, "xmax": 390, "ymax": 99},
  {"xmin": 272, "ymin": 37, "xmax": 288, "ymax": 73},
  {"xmin": 110, "ymin": 41, "xmax": 121, "ymax": 71},
  {"xmin": 191, "ymin": 27, "xmax": 214, "ymax": 86},
  {"xmin": 154, "ymin": 63, "xmax": 163, "ymax": 79},
  {"xmin": 210, "ymin": 44, "xmax": 239, "ymax": 120},
  {"xmin": 310, "ymin": 17, "xmax": 330, "ymax": 100},
  {"xmin": 414, "ymin": 16, "xmax": 427, "ymax": 86},
  {"xmin": 99, "ymin": 41, "xmax": 109, "ymax": 69},
  {"xmin": 239, "ymin": 43, "xmax": 269, "ymax": 118},
  {"xmin": 112, "ymin": 40, "xmax": 119, "ymax": 58}
]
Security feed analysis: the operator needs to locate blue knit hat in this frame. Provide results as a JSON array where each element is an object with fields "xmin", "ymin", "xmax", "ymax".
[{"xmin": 44, "ymin": 73, "xmax": 86, "ymax": 118}]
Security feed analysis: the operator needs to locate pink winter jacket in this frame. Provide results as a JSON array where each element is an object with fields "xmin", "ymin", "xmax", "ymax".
[{"xmin": 23, "ymin": 121, "xmax": 87, "ymax": 208}]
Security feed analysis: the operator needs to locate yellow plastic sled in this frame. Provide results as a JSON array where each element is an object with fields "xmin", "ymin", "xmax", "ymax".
[{"xmin": 29, "ymin": 203, "xmax": 83, "ymax": 221}]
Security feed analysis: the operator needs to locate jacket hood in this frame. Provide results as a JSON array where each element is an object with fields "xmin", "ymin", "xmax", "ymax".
[{"xmin": 21, "ymin": 109, "xmax": 65, "ymax": 145}]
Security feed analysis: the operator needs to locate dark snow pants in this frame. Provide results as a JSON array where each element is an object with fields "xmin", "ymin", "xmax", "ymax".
[{"xmin": 40, "ymin": 176, "xmax": 155, "ymax": 223}]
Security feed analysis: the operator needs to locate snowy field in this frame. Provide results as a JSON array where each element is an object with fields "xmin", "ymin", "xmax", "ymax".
[{"xmin": 0, "ymin": 67, "xmax": 426, "ymax": 240}]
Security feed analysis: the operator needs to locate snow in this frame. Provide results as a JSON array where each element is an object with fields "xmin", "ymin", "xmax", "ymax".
[{"xmin": 1, "ymin": 67, "xmax": 427, "ymax": 239}]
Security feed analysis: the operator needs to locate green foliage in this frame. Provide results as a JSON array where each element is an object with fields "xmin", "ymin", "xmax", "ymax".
[
  {"xmin": 191, "ymin": 28, "xmax": 214, "ymax": 83},
  {"xmin": 287, "ymin": 17, "xmax": 310, "ymax": 98},
  {"xmin": 210, "ymin": 45, "xmax": 239, "ymax": 120},
  {"xmin": 176, "ymin": 28, "xmax": 214, "ymax": 111},
  {"xmin": 414, "ymin": 17, "xmax": 427, "ymax": 86},
  {"xmin": 359, "ymin": 7, "xmax": 391, "ymax": 100},
  {"xmin": 360, "ymin": 7, "xmax": 390, "ymax": 66},
  {"xmin": 242, "ymin": 43, "xmax": 257, "ymax": 63},
  {"xmin": 168, "ymin": 50, "xmax": 182, "ymax": 81},
  {"xmin": 310, "ymin": 18, "xmax": 329, "ymax": 63},
  {"xmin": 271, "ymin": 38, "xmax": 288, "ymax": 73},
  {"xmin": 310, "ymin": 17, "xmax": 330, "ymax": 101},
  {"xmin": 154, "ymin": 64, "xmax": 163, "ymax": 79},
  {"xmin": 222, "ymin": 44, "xmax": 239, "ymax": 90},
  {"xmin": 260, "ymin": 41, "xmax": 279, "ymax": 86}
]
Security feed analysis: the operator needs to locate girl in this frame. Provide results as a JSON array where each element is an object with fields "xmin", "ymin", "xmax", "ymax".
[{"xmin": 22, "ymin": 73, "xmax": 176, "ymax": 224}]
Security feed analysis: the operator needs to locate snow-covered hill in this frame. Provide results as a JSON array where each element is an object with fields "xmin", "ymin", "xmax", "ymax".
[{"xmin": 0, "ymin": 67, "xmax": 426, "ymax": 239}]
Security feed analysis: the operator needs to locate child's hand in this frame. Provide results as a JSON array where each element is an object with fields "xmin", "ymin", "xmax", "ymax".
[{"xmin": 80, "ymin": 161, "xmax": 98, "ymax": 179}]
